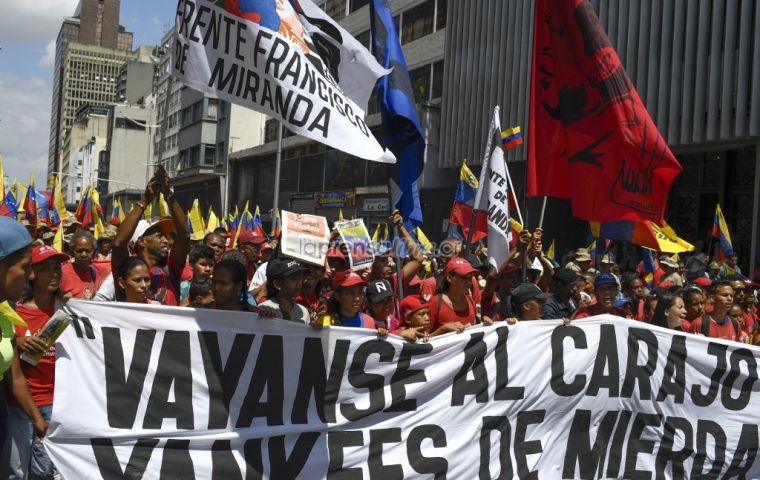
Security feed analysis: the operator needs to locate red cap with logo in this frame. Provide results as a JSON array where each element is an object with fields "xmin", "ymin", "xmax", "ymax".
[
  {"xmin": 332, "ymin": 269, "xmax": 367, "ymax": 290},
  {"xmin": 444, "ymin": 257, "xmax": 479, "ymax": 276},
  {"xmin": 31, "ymin": 245, "xmax": 70, "ymax": 265}
]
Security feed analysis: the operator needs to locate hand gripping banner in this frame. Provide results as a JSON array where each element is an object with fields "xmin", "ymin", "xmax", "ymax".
[{"xmin": 46, "ymin": 300, "xmax": 760, "ymax": 478}]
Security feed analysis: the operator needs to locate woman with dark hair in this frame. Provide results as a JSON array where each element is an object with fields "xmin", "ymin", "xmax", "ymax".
[
  {"xmin": 116, "ymin": 257, "xmax": 156, "ymax": 304},
  {"xmin": 680, "ymin": 286, "xmax": 706, "ymax": 331},
  {"xmin": 651, "ymin": 291, "xmax": 687, "ymax": 331},
  {"xmin": 427, "ymin": 258, "xmax": 480, "ymax": 337},
  {"xmin": 5, "ymin": 245, "xmax": 69, "ymax": 479},
  {"xmin": 318, "ymin": 270, "xmax": 375, "ymax": 329},
  {"xmin": 211, "ymin": 260, "xmax": 250, "ymax": 311}
]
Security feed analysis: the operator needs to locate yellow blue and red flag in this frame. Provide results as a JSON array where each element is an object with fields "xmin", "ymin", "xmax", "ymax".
[
  {"xmin": 24, "ymin": 175, "xmax": 38, "ymax": 227},
  {"xmin": 273, "ymin": 209, "xmax": 281, "ymax": 238},
  {"xmin": 111, "ymin": 199, "xmax": 125, "ymax": 226},
  {"xmin": 711, "ymin": 204, "xmax": 734, "ymax": 262},
  {"xmin": 449, "ymin": 160, "xmax": 487, "ymax": 242},
  {"xmin": 206, "ymin": 206, "xmax": 220, "ymax": 233},
  {"xmin": 501, "ymin": 126, "xmax": 523, "ymax": 151}
]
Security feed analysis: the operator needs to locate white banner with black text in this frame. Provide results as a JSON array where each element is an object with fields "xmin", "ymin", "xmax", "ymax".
[{"xmin": 46, "ymin": 300, "xmax": 760, "ymax": 479}]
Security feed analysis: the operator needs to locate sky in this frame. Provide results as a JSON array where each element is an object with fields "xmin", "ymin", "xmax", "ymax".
[{"xmin": 0, "ymin": 0, "xmax": 176, "ymax": 187}]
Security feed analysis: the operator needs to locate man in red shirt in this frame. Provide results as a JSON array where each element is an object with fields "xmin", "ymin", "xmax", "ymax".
[
  {"xmin": 237, "ymin": 229, "xmax": 265, "ymax": 284},
  {"xmin": 111, "ymin": 169, "xmax": 189, "ymax": 306},
  {"xmin": 60, "ymin": 231, "xmax": 108, "ymax": 299},
  {"xmin": 689, "ymin": 280, "xmax": 745, "ymax": 342}
]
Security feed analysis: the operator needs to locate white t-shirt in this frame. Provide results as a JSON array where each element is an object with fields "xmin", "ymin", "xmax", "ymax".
[
  {"xmin": 249, "ymin": 261, "xmax": 268, "ymax": 292},
  {"xmin": 258, "ymin": 299, "xmax": 310, "ymax": 324}
]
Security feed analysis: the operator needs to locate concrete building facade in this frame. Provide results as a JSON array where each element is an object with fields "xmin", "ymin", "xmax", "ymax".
[
  {"xmin": 60, "ymin": 105, "xmax": 110, "ymax": 204},
  {"xmin": 48, "ymin": 0, "xmax": 134, "ymax": 178}
]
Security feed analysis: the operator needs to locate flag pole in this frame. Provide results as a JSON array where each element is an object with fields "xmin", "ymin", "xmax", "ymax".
[
  {"xmin": 538, "ymin": 196, "xmax": 548, "ymax": 229},
  {"xmin": 503, "ymin": 157, "xmax": 524, "ymax": 226},
  {"xmin": 272, "ymin": 121, "xmax": 283, "ymax": 237}
]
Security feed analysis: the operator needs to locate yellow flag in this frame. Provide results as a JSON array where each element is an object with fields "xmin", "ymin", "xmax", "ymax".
[
  {"xmin": 546, "ymin": 240, "xmax": 556, "ymax": 261},
  {"xmin": 338, "ymin": 209, "xmax": 344, "ymax": 221},
  {"xmin": 158, "ymin": 193, "xmax": 170, "ymax": 218},
  {"xmin": 649, "ymin": 221, "xmax": 695, "ymax": 254},
  {"xmin": 206, "ymin": 206, "xmax": 220, "ymax": 233},
  {"xmin": 189, "ymin": 199, "xmax": 206, "ymax": 241},
  {"xmin": 53, "ymin": 176, "xmax": 68, "ymax": 223},
  {"xmin": 459, "ymin": 159, "xmax": 479, "ymax": 189},
  {"xmin": 232, "ymin": 201, "xmax": 249, "ymax": 248},
  {"xmin": 372, "ymin": 223, "xmax": 388, "ymax": 243},
  {"xmin": 144, "ymin": 201, "xmax": 153, "ymax": 220},
  {"xmin": 414, "ymin": 227, "xmax": 433, "ymax": 253},
  {"xmin": 12, "ymin": 180, "xmax": 27, "ymax": 219},
  {"xmin": 53, "ymin": 226, "xmax": 64, "ymax": 253},
  {"xmin": 510, "ymin": 218, "xmax": 523, "ymax": 234},
  {"xmin": 90, "ymin": 186, "xmax": 104, "ymax": 239}
]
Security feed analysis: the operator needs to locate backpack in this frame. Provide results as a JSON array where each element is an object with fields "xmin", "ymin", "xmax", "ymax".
[{"xmin": 700, "ymin": 314, "xmax": 739, "ymax": 340}]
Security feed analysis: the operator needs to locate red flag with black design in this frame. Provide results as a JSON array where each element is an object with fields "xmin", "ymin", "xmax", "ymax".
[{"xmin": 527, "ymin": 0, "xmax": 682, "ymax": 225}]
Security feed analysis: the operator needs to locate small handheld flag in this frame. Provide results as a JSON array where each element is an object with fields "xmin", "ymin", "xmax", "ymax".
[{"xmin": 501, "ymin": 126, "xmax": 523, "ymax": 151}]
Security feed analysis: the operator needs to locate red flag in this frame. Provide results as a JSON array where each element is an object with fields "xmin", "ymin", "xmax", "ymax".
[
  {"xmin": 449, "ymin": 202, "xmax": 488, "ymax": 243},
  {"xmin": 527, "ymin": 0, "xmax": 681, "ymax": 224}
]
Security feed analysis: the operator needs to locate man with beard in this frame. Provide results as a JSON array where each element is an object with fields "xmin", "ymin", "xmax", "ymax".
[
  {"xmin": 573, "ymin": 273, "xmax": 631, "ymax": 319},
  {"xmin": 111, "ymin": 170, "xmax": 189, "ymax": 306}
]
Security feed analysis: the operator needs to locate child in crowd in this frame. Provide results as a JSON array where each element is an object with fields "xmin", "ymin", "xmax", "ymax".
[
  {"xmin": 393, "ymin": 295, "xmax": 430, "ymax": 342},
  {"xmin": 320, "ymin": 270, "xmax": 375, "ymax": 329},
  {"xmin": 180, "ymin": 245, "xmax": 215, "ymax": 303},
  {"xmin": 365, "ymin": 279, "xmax": 398, "ymax": 334},
  {"xmin": 187, "ymin": 279, "xmax": 213, "ymax": 308},
  {"xmin": 211, "ymin": 260, "xmax": 251, "ymax": 312}
]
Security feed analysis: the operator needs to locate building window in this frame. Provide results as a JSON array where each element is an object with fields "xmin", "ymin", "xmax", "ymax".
[
  {"xmin": 401, "ymin": 1, "xmax": 434, "ymax": 45},
  {"xmin": 355, "ymin": 30, "xmax": 371, "ymax": 50},
  {"xmin": 203, "ymin": 144, "xmax": 215, "ymax": 165},
  {"xmin": 325, "ymin": 151, "xmax": 365, "ymax": 190},
  {"xmin": 299, "ymin": 153, "xmax": 325, "ymax": 191},
  {"xmin": 436, "ymin": 0, "xmax": 447, "ymax": 30},
  {"xmin": 324, "ymin": 0, "xmax": 346, "ymax": 22},
  {"xmin": 432, "ymin": 60, "xmax": 444, "ymax": 99},
  {"xmin": 349, "ymin": 0, "xmax": 369, "ymax": 13},
  {"xmin": 206, "ymin": 98, "xmax": 218, "ymax": 120},
  {"xmin": 409, "ymin": 64, "xmax": 431, "ymax": 103}
]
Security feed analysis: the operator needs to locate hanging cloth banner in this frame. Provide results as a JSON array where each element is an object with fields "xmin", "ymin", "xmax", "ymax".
[
  {"xmin": 46, "ymin": 301, "xmax": 760, "ymax": 478},
  {"xmin": 173, "ymin": 0, "xmax": 394, "ymax": 163}
]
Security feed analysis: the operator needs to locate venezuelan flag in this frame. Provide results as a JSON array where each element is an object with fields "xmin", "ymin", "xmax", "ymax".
[
  {"xmin": 188, "ymin": 199, "xmax": 206, "ymax": 241},
  {"xmin": 24, "ymin": 176, "xmax": 38, "ymax": 227},
  {"xmin": 711, "ymin": 204, "xmax": 734, "ymax": 262},
  {"xmin": 206, "ymin": 206, "xmax": 220, "ymax": 233},
  {"xmin": 0, "ymin": 189, "xmax": 18, "ymax": 218},
  {"xmin": 454, "ymin": 159, "xmax": 478, "ymax": 204},
  {"xmin": 111, "ymin": 199, "xmax": 125, "ymax": 226},
  {"xmin": 273, "ymin": 209, "xmax": 281, "ymax": 238},
  {"xmin": 501, "ymin": 126, "xmax": 523, "ymax": 151}
]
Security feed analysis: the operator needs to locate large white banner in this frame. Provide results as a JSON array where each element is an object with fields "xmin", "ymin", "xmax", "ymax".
[
  {"xmin": 47, "ymin": 301, "xmax": 760, "ymax": 479},
  {"xmin": 173, "ymin": 0, "xmax": 394, "ymax": 163}
]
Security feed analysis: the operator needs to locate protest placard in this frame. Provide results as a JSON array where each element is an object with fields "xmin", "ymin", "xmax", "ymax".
[
  {"xmin": 46, "ymin": 300, "xmax": 760, "ymax": 479},
  {"xmin": 335, "ymin": 218, "xmax": 374, "ymax": 271},
  {"xmin": 280, "ymin": 210, "xmax": 329, "ymax": 266}
]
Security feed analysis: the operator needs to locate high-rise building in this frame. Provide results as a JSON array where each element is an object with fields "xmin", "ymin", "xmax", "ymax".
[{"xmin": 48, "ymin": 0, "xmax": 134, "ymax": 179}]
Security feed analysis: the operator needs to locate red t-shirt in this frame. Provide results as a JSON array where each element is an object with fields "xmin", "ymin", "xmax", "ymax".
[
  {"xmin": 60, "ymin": 262, "xmax": 109, "ymax": 300},
  {"xmin": 9, "ymin": 304, "xmax": 56, "ymax": 406},
  {"xmin": 574, "ymin": 303, "xmax": 631, "ymax": 319},
  {"xmin": 689, "ymin": 316, "xmax": 740, "ymax": 341},
  {"xmin": 428, "ymin": 294, "xmax": 476, "ymax": 330}
]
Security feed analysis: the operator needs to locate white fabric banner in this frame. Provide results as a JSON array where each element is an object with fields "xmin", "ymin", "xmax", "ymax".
[
  {"xmin": 47, "ymin": 301, "xmax": 760, "ymax": 479},
  {"xmin": 476, "ymin": 110, "xmax": 512, "ymax": 269},
  {"xmin": 173, "ymin": 0, "xmax": 394, "ymax": 163}
]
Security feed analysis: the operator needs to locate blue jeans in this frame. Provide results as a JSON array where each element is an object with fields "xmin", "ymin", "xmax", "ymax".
[{"xmin": 2, "ymin": 404, "xmax": 56, "ymax": 480}]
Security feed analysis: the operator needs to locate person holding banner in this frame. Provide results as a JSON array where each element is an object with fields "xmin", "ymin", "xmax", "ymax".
[
  {"xmin": 392, "ymin": 295, "xmax": 431, "ymax": 342},
  {"xmin": 319, "ymin": 270, "xmax": 375, "ymax": 328},
  {"xmin": 365, "ymin": 279, "xmax": 398, "ymax": 333},
  {"xmin": 368, "ymin": 211, "xmax": 423, "ymax": 291},
  {"xmin": 0, "ymin": 218, "xmax": 43, "ymax": 470},
  {"xmin": 428, "ymin": 258, "xmax": 483, "ymax": 337},
  {"xmin": 257, "ymin": 258, "xmax": 311, "ymax": 323},
  {"xmin": 115, "ymin": 258, "xmax": 158, "ymax": 305},
  {"xmin": 650, "ymin": 291, "xmax": 688, "ymax": 331},
  {"xmin": 574, "ymin": 273, "xmax": 631, "ymax": 320},
  {"xmin": 4, "ymin": 245, "xmax": 69, "ymax": 479},
  {"xmin": 210, "ymin": 260, "xmax": 251, "ymax": 312}
]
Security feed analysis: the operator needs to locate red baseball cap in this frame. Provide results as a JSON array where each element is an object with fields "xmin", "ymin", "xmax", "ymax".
[
  {"xmin": 400, "ymin": 295, "xmax": 428, "ymax": 320},
  {"xmin": 332, "ymin": 269, "xmax": 367, "ymax": 290},
  {"xmin": 261, "ymin": 242, "xmax": 273, "ymax": 252},
  {"xmin": 238, "ymin": 229, "xmax": 265, "ymax": 245},
  {"xmin": 444, "ymin": 257, "xmax": 479, "ymax": 276},
  {"xmin": 693, "ymin": 277, "xmax": 712, "ymax": 288},
  {"xmin": 31, "ymin": 245, "xmax": 70, "ymax": 265}
]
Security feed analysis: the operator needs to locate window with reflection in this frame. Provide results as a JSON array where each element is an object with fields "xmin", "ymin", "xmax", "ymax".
[
  {"xmin": 401, "ymin": 1, "xmax": 434, "ymax": 45},
  {"xmin": 325, "ymin": 151, "xmax": 365, "ymax": 190}
]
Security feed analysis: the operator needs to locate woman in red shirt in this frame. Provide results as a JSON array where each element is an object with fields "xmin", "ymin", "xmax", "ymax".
[
  {"xmin": 6, "ymin": 245, "xmax": 68, "ymax": 479},
  {"xmin": 428, "ymin": 258, "xmax": 479, "ymax": 337},
  {"xmin": 116, "ymin": 257, "xmax": 159, "ymax": 304}
]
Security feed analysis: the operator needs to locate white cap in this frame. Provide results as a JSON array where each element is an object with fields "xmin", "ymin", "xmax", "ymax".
[{"xmin": 130, "ymin": 219, "xmax": 174, "ymax": 245}]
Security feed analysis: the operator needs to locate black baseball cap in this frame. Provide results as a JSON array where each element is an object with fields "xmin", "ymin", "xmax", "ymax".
[
  {"xmin": 366, "ymin": 279, "xmax": 396, "ymax": 303},
  {"xmin": 266, "ymin": 258, "xmax": 310, "ymax": 279},
  {"xmin": 511, "ymin": 283, "xmax": 552, "ymax": 308}
]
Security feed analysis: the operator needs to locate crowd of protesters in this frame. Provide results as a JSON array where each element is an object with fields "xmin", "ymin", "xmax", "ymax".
[{"xmin": 1, "ymin": 169, "xmax": 759, "ymax": 478}]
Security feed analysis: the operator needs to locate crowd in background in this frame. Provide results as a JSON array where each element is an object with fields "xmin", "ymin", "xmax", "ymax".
[{"xmin": 0, "ymin": 169, "xmax": 759, "ymax": 479}]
